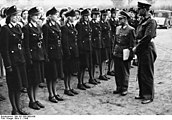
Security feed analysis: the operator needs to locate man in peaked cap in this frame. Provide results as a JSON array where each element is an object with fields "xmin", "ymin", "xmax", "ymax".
[
  {"xmin": 133, "ymin": 1, "xmax": 157, "ymax": 104},
  {"xmin": 112, "ymin": 10, "xmax": 135, "ymax": 96}
]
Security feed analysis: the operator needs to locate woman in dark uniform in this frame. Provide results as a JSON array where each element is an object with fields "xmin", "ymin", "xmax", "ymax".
[
  {"xmin": 61, "ymin": 9, "xmax": 79, "ymax": 96},
  {"xmin": 23, "ymin": 7, "xmax": 46, "ymax": 110},
  {"xmin": 113, "ymin": 11, "xmax": 135, "ymax": 96},
  {"xmin": 75, "ymin": 9, "xmax": 92, "ymax": 90},
  {"xmin": 0, "ymin": 5, "xmax": 29, "ymax": 115},
  {"xmin": 42, "ymin": 7, "xmax": 64, "ymax": 103},
  {"xmin": 90, "ymin": 8, "xmax": 105, "ymax": 83},
  {"xmin": 100, "ymin": 9, "xmax": 112, "ymax": 80}
]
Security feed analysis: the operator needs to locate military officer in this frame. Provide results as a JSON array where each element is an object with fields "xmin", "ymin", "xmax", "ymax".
[
  {"xmin": 61, "ymin": 9, "xmax": 79, "ymax": 96},
  {"xmin": 42, "ymin": 7, "xmax": 64, "ymax": 103},
  {"xmin": 113, "ymin": 10, "xmax": 135, "ymax": 96},
  {"xmin": 23, "ymin": 7, "xmax": 46, "ymax": 110},
  {"xmin": 107, "ymin": 8, "xmax": 118, "ymax": 76},
  {"xmin": 0, "ymin": 5, "xmax": 29, "ymax": 115},
  {"xmin": 75, "ymin": 8, "xmax": 92, "ymax": 90},
  {"xmin": 133, "ymin": 1, "xmax": 157, "ymax": 104},
  {"xmin": 100, "ymin": 9, "xmax": 111, "ymax": 80}
]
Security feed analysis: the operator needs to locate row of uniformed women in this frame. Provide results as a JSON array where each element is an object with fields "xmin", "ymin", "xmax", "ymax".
[{"xmin": 0, "ymin": 5, "xmax": 116, "ymax": 115}]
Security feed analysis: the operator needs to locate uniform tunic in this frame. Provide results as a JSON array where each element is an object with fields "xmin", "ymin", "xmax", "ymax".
[
  {"xmin": 42, "ymin": 21, "xmax": 63, "ymax": 80},
  {"xmin": 113, "ymin": 25, "xmax": 135, "ymax": 92},
  {"xmin": 135, "ymin": 16, "xmax": 157, "ymax": 100},
  {"xmin": 23, "ymin": 22, "xmax": 46, "ymax": 85},
  {"xmin": 0, "ymin": 23, "xmax": 28, "ymax": 91},
  {"xmin": 61, "ymin": 22, "xmax": 79, "ymax": 74},
  {"xmin": 109, "ymin": 18, "xmax": 118, "ymax": 51},
  {"xmin": 90, "ymin": 20, "xmax": 102, "ymax": 65},
  {"xmin": 76, "ymin": 20, "xmax": 92, "ymax": 68},
  {"xmin": 100, "ymin": 20, "xmax": 111, "ymax": 62}
]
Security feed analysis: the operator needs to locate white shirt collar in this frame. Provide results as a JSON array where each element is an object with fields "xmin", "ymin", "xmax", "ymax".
[
  {"xmin": 10, "ymin": 22, "xmax": 17, "ymax": 27},
  {"xmin": 31, "ymin": 21, "xmax": 37, "ymax": 27}
]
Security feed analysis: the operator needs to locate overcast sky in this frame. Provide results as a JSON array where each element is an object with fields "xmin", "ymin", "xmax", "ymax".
[{"xmin": 1, "ymin": 0, "xmax": 172, "ymax": 9}]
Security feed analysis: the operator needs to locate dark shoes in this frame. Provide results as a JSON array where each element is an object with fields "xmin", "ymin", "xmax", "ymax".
[
  {"xmin": 98, "ymin": 75, "xmax": 108, "ymax": 81},
  {"xmin": 70, "ymin": 89, "xmax": 79, "ymax": 95},
  {"xmin": 0, "ymin": 94, "xmax": 5, "ymax": 101},
  {"xmin": 49, "ymin": 96, "xmax": 58, "ymax": 103},
  {"xmin": 18, "ymin": 109, "xmax": 30, "ymax": 115},
  {"xmin": 64, "ymin": 90, "xmax": 74, "ymax": 96},
  {"xmin": 29, "ymin": 102, "xmax": 40, "ymax": 110},
  {"xmin": 141, "ymin": 99, "xmax": 153, "ymax": 104},
  {"xmin": 11, "ymin": 110, "xmax": 20, "ymax": 115},
  {"xmin": 83, "ymin": 83, "xmax": 91, "ymax": 89},
  {"xmin": 39, "ymin": 83, "xmax": 46, "ymax": 88},
  {"xmin": 29, "ymin": 101, "xmax": 44, "ymax": 110},
  {"xmin": 77, "ymin": 84, "xmax": 86, "ymax": 90},
  {"xmin": 107, "ymin": 71, "xmax": 115, "ymax": 76},
  {"xmin": 121, "ymin": 91, "xmax": 128, "ymax": 96},
  {"xmin": 94, "ymin": 79, "xmax": 101, "ymax": 84},
  {"xmin": 21, "ymin": 88, "xmax": 27, "ymax": 93},
  {"xmin": 35, "ymin": 101, "xmax": 45, "ymax": 108},
  {"xmin": 55, "ymin": 94, "xmax": 64, "ymax": 101},
  {"xmin": 135, "ymin": 96, "xmax": 144, "ymax": 100},
  {"xmin": 12, "ymin": 109, "xmax": 30, "ymax": 115},
  {"xmin": 89, "ymin": 79, "xmax": 98, "ymax": 85},
  {"xmin": 113, "ymin": 90, "xmax": 121, "ymax": 94}
]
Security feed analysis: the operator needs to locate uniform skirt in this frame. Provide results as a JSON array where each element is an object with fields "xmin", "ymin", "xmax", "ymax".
[
  {"xmin": 92, "ymin": 48, "xmax": 101, "ymax": 65},
  {"xmin": 63, "ymin": 57, "xmax": 79, "ymax": 75},
  {"xmin": 79, "ymin": 51, "xmax": 93, "ymax": 69},
  {"xmin": 27, "ymin": 61, "xmax": 44, "ymax": 86},
  {"xmin": 45, "ymin": 59, "xmax": 64, "ymax": 81},
  {"xmin": 6, "ymin": 63, "xmax": 28, "ymax": 91},
  {"xmin": 101, "ymin": 48, "xmax": 109, "ymax": 62}
]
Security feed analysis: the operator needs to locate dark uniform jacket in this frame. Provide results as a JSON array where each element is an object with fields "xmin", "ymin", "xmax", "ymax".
[
  {"xmin": 128, "ymin": 18, "xmax": 139, "ymax": 30},
  {"xmin": 61, "ymin": 22, "xmax": 79, "ymax": 59},
  {"xmin": 22, "ymin": 22, "xmax": 46, "ymax": 62},
  {"xmin": 113, "ymin": 24, "xmax": 135, "ymax": 58},
  {"xmin": 100, "ymin": 20, "xmax": 111, "ymax": 48},
  {"xmin": 0, "ymin": 23, "xmax": 25, "ymax": 68},
  {"xmin": 75, "ymin": 20, "xmax": 92, "ymax": 52},
  {"xmin": 42, "ymin": 22, "xmax": 63, "ymax": 60},
  {"xmin": 109, "ymin": 17, "xmax": 118, "ymax": 37},
  {"xmin": 90, "ymin": 20, "xmax": 102, "ymax": 48},
  {"xmin": 135, "ymin": 16, "xmax": 157, "ymax": 55}
]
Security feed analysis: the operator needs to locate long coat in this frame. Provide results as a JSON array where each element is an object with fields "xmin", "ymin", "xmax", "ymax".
[
  {"xmin": 61, "ymin": 22, "xmax": 79, "ymax": 74},
  {"xmin": 0, "ymin": 23, "xmax": 28, "ymax": 91},
  {"xmin": 42, "ymin": 22, "xmax": 63, "ymax": 80},
  {"xmin": 135, "ymin": 16, "xmax": 157, "ymax": 100}
]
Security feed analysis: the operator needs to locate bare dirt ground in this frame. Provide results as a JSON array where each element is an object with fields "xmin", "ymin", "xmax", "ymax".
[{"xmin": 0, "ymin": 28, "xmax": 172, "ymax": 115}]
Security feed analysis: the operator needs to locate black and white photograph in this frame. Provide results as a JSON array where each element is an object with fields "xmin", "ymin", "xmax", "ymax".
[{"xmin": 0, "ymin": 0, "xmax": 172, "ymax": 118}]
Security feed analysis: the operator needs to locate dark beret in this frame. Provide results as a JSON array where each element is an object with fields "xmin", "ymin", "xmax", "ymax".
[
  {"xmin": 60, "ymin": 8, "xmax": 68, "ymax": 17},
  {"xmin": 100, "ymin": 9, "xmax": 108, "ymax": 15},
  {"xmin": 65, "ymin": 9, "xmax": 76, "ymax": 17},
  {"xmin": 46, "ymin": 7, "xmax": 58, "ymax": 17},
  {"xmin": 81, "ymin": 9, "xmax": 89, "ymax": 16},
  {"xmin": 6, "ymin": 5, "xmax": 19, "ymax": 16},
  {"xmin": 111, "ymin": 8, "xmax": 116, "ymax": 13},
  {"xmin": 91, "ymin": 8, "xmax": 100, "ymax": 14},
  {"xmin": 28, "ymin": 7, "xmax": 40, "ymax": 16}
]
